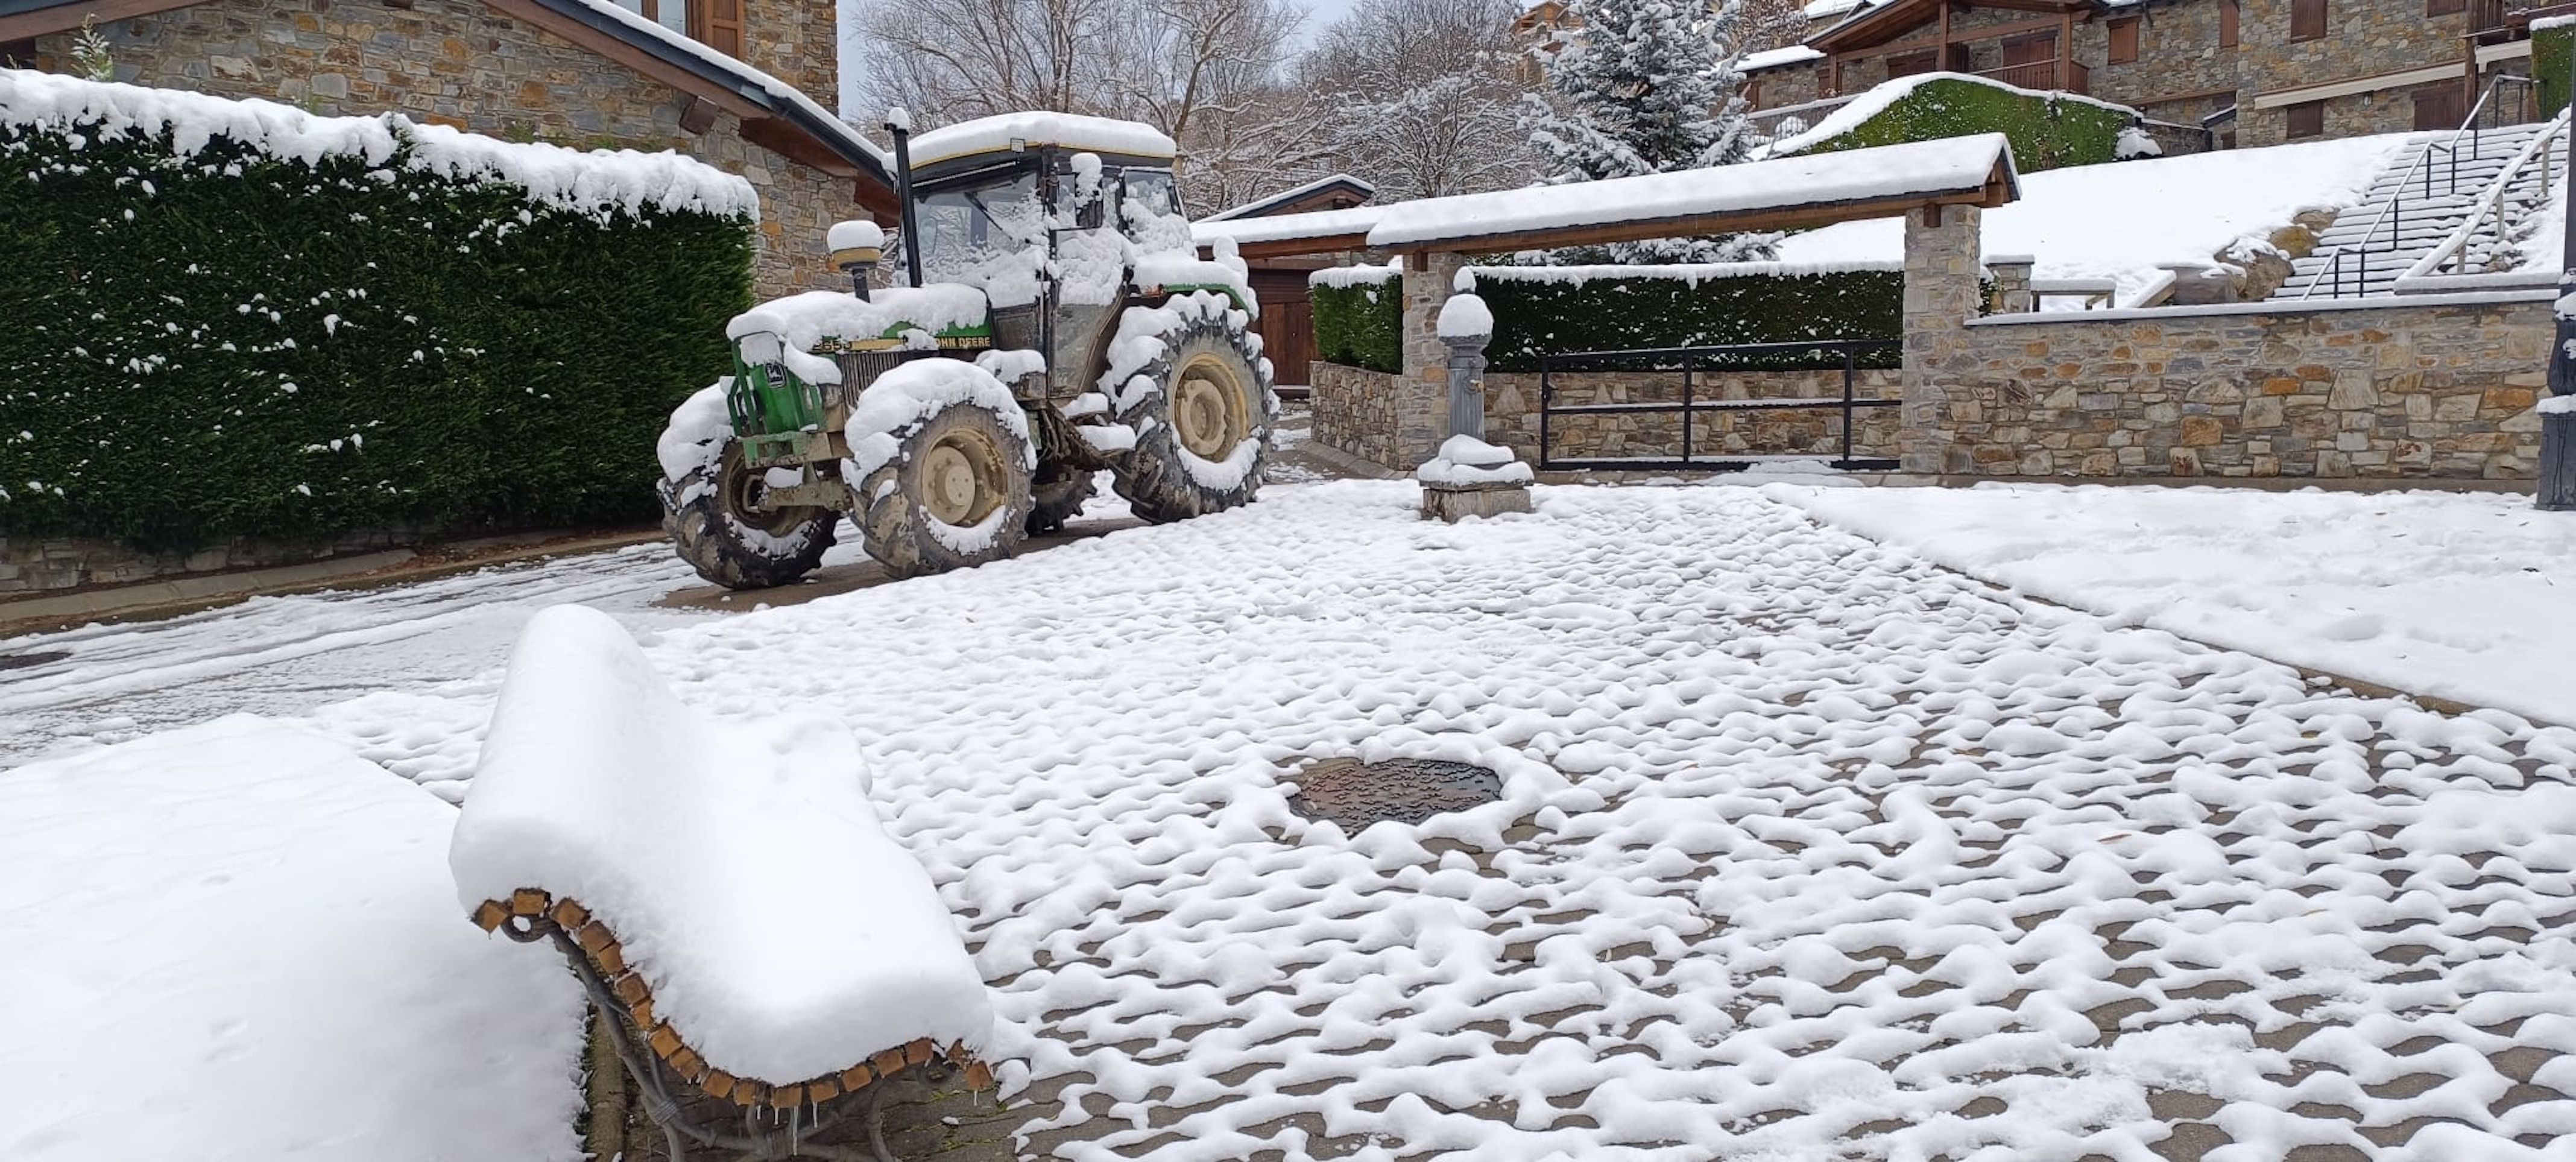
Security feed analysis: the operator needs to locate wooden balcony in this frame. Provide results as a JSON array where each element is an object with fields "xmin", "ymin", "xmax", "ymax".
[{"xmin": 1974, "ymin": 58, "xmax": 2090, "ymax": 95}]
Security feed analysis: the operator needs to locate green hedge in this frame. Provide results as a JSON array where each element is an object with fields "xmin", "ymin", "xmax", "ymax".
[
  {"xmin": 2538, "ymin": 22, "xmax": 2574, "ymax": 119},
  {"xmin": 1781, "ymin": 75, "xmax": 2138, "ymax": 172},
  {"xmin": 1310, "ymin": 272, "xmax": 1403, "ymax": 373},
  {"xmin": 0, "ymin": 101, "xmax": 753, "ymax": 551},
  {"xmin": 1466, "ymin": 265, "xmax": 1904, "ymax": 371}
]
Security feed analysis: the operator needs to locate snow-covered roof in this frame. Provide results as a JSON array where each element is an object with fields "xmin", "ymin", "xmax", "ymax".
[
  {"xmin": 908, "ymin": 112, "xmax": 1176, "ymax": 167},
  {"xmin": 1803, "ymin": 0, "xmax": 1874, "ymax": 19},
  {"xmin": 1741, "ymin": 45, "xmax": 1826, "ymax": 72},
  {"xmin": 1200, "ymin": 172, "xmax": 1378, "ymax": 223},
  {"xmin": 1193, "ymin": 204, "xmax": 1385, "ymax": 249},
  {"xmin": 0, "ymin": 67, "xmax": 757, "ymax": 219},
  {"xmin": 1366, "ymin": 134, "xmax": 2018, "ymax": 250}
]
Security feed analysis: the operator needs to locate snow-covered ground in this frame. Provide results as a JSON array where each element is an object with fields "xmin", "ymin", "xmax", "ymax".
[
  {"xmin": 0, "ymin": 716, "xmax": 585, "ymax": 1161},
  {"xmin": 13, "ymin": 481, "xmax": 2576, "ymax": 1160},
  {"xmin": 1776, "ymin": 133, "xmax": 2422, "ymax": 308},
  {"xmin": 1770, "ymin": 482, "xmax": 2576, "ymax": 730}
]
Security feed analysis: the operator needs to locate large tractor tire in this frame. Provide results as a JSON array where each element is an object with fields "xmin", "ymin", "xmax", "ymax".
[
  {"xmin": 1106, "ymin": 295, "xmax": 1275, "ymax": 525},
  {"xmin": 857, "ymin": 397, "xmax": 1037, "ymax": 579},
  {"xmin": 662, "ymin": 440, "xmax": 837, "ymax": 590}
]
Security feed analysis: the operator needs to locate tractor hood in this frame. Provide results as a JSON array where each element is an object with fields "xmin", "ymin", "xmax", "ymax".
[{"xmin": 725, "ymin": 285, "xmax": 992, "ymax": 385}]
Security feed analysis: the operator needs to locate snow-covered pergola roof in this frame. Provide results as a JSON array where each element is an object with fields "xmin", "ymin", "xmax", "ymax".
[{"xmin": 1195, "ymin": 134, "xmax": 2019, "ymax": 260}]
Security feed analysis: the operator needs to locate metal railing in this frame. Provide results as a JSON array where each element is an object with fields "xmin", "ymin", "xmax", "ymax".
[
  {"xmin": 2413, "ymin": 106, "xmax": 2570, "ymax": 278},
  {"xmin": 2299, "ymin": 73, "xmax": 2539, "ymax": 300},
  {"xmin": 1535, "ymin": 339, "xmax": 1902, "ymax": 472}
]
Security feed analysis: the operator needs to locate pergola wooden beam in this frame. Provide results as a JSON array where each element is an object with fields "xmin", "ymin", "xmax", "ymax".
[
  {"xmin": 1391, "ymin": 185, "xmax": 2007, "ymax": 260},
  {"xmin": 1228, "ymin": 232, "xmax": 1374, "ymax": 260}
]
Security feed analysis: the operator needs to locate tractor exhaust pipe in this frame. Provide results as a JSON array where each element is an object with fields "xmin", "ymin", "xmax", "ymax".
[{"xmin": 885, "ymin": 107, "xmax": 925, "ymax": 289}]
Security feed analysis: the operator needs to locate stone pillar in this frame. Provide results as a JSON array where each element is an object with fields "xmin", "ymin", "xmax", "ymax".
[
  {"xmin": 1394, "ymin": 250, "xmax": 1473, "ymax": 469},
  {"xmin": 1986, "ymin": 254, "xmax": 2035, "ymax": 315},
  {"xmin": 1900, "ymin": 203, "xmax": 1983, "ymax": 476},
  {"xmin": 1418, "ymin": 292, "xmax": 1533, "ymax": 522}
]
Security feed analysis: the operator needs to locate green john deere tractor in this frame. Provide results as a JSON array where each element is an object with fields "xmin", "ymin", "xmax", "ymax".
[{"xmin": 654, "ymin": 112, "xmax": 1277, "ymax": 588}]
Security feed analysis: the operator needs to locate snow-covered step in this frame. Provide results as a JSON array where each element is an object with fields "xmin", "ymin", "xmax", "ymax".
[{"xmin": 2271, "ymin": 122, "xmax": 2553, "ymax": 301}]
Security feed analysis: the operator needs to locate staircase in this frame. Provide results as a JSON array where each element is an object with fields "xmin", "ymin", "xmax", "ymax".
[{"xmin": 2272, "ymin": 119, "xmax": 2555, "ymax": 301}]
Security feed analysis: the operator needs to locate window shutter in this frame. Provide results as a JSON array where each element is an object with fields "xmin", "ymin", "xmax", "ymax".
[
  {"xmin": 2286, "ymin": 100, "xmax": 2324, "ymax": 138},
  {"xmin": 710, "ymin": 0, "xmax": 744, "ymax": 58},
  {"xmin": 2220, "ymin": 0, "xmax": 2238, "ymax": 45},
  {"xmin": 2290, "ymin": 0, "xmax": 2326, "ymax": 40},
  {"xmin": 2426, "ymin": 0, "xmax": 2464, "ymax": 16},
  {"xmin": 2108, "ymin": 17, "xmax": 2139, "ymax": 63}
]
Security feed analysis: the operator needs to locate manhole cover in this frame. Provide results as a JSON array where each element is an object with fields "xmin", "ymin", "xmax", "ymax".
[{"xmin": 1288, "ymin": 757, "xmax": 1502, "ymax": 829}]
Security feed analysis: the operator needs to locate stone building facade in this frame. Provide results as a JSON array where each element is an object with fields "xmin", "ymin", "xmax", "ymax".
[
  {"xmin": 1745, "ymin": 0, "xmax": 2543, "ymax": 150},
  {"xmin": 1899, "ymin": 204, "xmax": 2550, "ymax": 478},
  {"xmin": 4, "ymin": 0, "xmax": 890, "ymax": 298}
]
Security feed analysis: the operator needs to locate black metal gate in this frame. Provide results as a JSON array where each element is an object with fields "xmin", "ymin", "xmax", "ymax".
[{"xmin": 1536, "ymin": 338, "xmax": 1902, "ymax": 472}]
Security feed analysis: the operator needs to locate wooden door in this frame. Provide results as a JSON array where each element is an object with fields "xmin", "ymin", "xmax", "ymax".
[{"xmin": 1248, "ymin": 270, "xmax": 1315, "ymax": 387}]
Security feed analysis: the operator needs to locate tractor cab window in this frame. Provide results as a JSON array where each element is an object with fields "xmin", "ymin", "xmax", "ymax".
[
  {"xmin": 909, "ymin": 169, "xmax": 1045, "ymax": 305},
  {"xmin": 1114, "ymin": 167, "xmax": 1190, "ymax": 252}
]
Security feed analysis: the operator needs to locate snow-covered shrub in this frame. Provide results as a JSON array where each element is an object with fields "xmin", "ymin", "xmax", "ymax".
[
  {"xmin": 1310, "ymin": 267, "xmax": 1403, "ymax": 374},
  {"xmin": 0, "ymin": 70, "xmax": 754, "ymax": 549},
  {"xmin": 1461, "ymin": 261, "xmax": 1904, "ymax": 371},
  {"xmin": 1770, "ymin": 75, "xmax": 2141, "ymax": 173}
]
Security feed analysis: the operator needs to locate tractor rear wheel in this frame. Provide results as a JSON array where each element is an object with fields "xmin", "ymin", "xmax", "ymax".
[
  {"xmin": 857, "ymin": 399, "xmax": 1035, "ymax": 579},
  {"xmin": 663, "ymin": 440, "xmax": 837, "ymax": 590},
  {"xmin": 1108, "ymin": 297, "xmax": 1274, "ymax": 525}
]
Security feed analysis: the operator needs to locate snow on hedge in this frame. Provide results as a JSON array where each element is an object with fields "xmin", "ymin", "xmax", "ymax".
[
  {"xmin": 1365, "ymin": 134, "xmax": 2013, "ymax": 248},
  {"xmin": 1310, "ymin": 262, "xmax": 1401, "ymax": 288},
  {"xmin": 0, "ymin": 66, "xmax": 755, "ymax": 220},
  {"xmin": 1460, "ymin": 258, "xmax": 1901, "ymax": 289},
  {"xmin": 1760, "ymin": 73, "xmax": 2141, "ymax": 159},
  {"xmin": 909, "ymin": 111, "xmax": 1176, "ymax": 166},
  {"xmin": 1776, "ymin": 131, "xmax": 2419, "ymax": 309},
  {"xmin": 449, "ymin": 606, "xmax": 994, "ymax": 1086},
  {"xmin": 1, "ymin": 717, "xmax": 586, "ymax": 1162}
]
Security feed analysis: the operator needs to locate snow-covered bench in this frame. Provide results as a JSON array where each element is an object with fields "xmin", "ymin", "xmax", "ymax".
[{"xmin": 450, "ymin": 605, "xmax": 996, "ymax": 1160}]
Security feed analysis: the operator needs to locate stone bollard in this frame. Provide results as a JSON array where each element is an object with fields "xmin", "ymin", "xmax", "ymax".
[
  {"xmin": 1417, "ymin": 291, "xmax": 1534, "ymax": 522},
  {"xmin": 2543, "ymin": 394, "xmax": 2574, "ymax": 511},
  {"xmin": 1984, "ymin": 254, "xmax": 2035, "ymax": 315}
]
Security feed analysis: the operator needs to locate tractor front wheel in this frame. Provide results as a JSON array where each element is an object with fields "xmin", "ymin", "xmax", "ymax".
[
  {"xmin": 1108, "ymin": 295, "xmax": 1275, "ymax": 525},
  {"xmin": 857, "ymin": 399, "xmax": 1036, "ymax": 579},
  {"xmin": 662, "ymin": 440, "xmax": 837, "ymax": 590}
]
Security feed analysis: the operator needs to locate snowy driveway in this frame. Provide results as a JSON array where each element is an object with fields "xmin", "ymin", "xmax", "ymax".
[{"xmin": 271, "ymin": 481, "xmax": 2576, "ymax": 1161}]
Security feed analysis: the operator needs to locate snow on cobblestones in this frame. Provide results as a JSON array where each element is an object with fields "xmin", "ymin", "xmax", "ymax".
[{"xmin": 297, "ymin": 482, "xmax": 2576, "ymax": 1160}]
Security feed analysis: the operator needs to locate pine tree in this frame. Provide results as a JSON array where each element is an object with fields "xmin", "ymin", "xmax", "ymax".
[{"xmin": 1523, "ymin": 0, "xmax": 1778, "ymax": 263}]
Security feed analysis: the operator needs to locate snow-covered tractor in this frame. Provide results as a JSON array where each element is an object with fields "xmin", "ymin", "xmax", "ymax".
[{"xmin": 655, "ymin": 112, "xmax": 1276, "ymax": 587}]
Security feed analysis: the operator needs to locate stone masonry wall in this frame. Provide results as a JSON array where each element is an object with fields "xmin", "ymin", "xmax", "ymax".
[
  {"xmin": 1, "ymin": 529, "xmax": 421, "ymax": 597},
  {"xmin": 2235, "ymin": 0, "xmax": 2472, "ymax": 148},
  {"xmin": 1920, "ymin": 298, "xmax": 2552, "ymax": 478},
  {"xmin": 1310, "ymin": 361, "xmax": 1441, "ymax": 471},
  {"xmin": 1482, "ymin": 368, "xmax": 1904, "ymax": 466},
  {"xmin": 2082, "ymin": 0, "xmax": 2240, "ymax": 125},
  {"xmin": 30, "ymin": 0, "xmax": 856, "ymax": 298}
]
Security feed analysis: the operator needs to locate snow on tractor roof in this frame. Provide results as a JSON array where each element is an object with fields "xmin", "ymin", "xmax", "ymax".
[{"xmin": 906, "ymin": 112, "xmax": 1177, "ymax": 168}]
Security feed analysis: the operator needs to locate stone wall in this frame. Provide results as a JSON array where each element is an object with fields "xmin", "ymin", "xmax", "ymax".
[
  {"xmin": 1904, "ymin": 202, "xmax": 2549, "ymax": 478},
  {"xmin": 1310, "ymin": 361, "xmax": 1443, "ymax": 471},
  {"xmin": 1, "ymin": 529, "xmax": 417, "ymax": 597},
  {"xmin": 28, "ymin": 0, "xmax": 856, "ymax": 298},
  {"xmin": 2083, "ymin": 0, "xmax": 2240, "ymax": 125},
  {"xmin": 1482, "ymin": 368, "xmax": 1904, "ymax": 465},
  {"xmin": 2235, "ymin": 0, "xmax": 2472, "ymax": 147}
]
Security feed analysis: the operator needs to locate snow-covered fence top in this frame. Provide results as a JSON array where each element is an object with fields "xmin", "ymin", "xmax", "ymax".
[
  {"xmin": 1460, "ymin": 259, "xmax": 1903, "ymax": 289},
  {"xmin": 453, "ymin": 605, "xmax": 994, "ymax": 1091},
  {"xmin": 0, "ymin": 67, "xmax": 756, "ymax": 220}
]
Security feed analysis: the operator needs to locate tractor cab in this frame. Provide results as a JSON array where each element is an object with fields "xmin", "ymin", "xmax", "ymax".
[{"xmin": 892, "ymin": 113, "xmax": 1203, "ymax": 399}]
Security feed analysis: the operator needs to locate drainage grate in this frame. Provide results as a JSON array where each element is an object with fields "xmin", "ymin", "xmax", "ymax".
[{"xmin": 1289, "ymin": 757, "xmax": 1503, "ymax": 829}]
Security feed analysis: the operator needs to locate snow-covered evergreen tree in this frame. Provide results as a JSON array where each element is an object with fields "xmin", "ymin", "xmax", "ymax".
[{"xmin": 1524, "ymin": 0, "xmax": 1778, "ymax": 263}]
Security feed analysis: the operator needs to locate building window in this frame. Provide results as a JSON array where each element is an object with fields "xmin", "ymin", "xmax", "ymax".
[
  {"xmin": 2413, "ymin": 83, "xmax": 2466, "ymax": 130},
  {"xmin": 2107, "ymin": 17, "xmax": 2141, "ymax": 63},
  {"xmin": 611, "ymin": 0, "xmax": 740, "ymax": 57},
  {"xmin": 2290, "ymin": 0, "xmax": 2326, "ymax": 41},
  {"xmin": 2427, "ymin": 0, "xmax": 2464, "ymax": 13},
  {"xmin": 2286, "ymin": 100, "xmax": 2325, "ymax": 138},
  {"xmin": 2220, "ymin": 0, "xmax": 2239, "ymax": 46}
]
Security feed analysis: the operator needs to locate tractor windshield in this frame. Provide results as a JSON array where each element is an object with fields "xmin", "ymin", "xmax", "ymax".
[
  {"xmin": 1116, "ymin": 168, "xmax": 1191, "ymax": 253},
  {"xmin": 910, "ymin": 169, "xmax": 1046, "ymax": 307}
]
